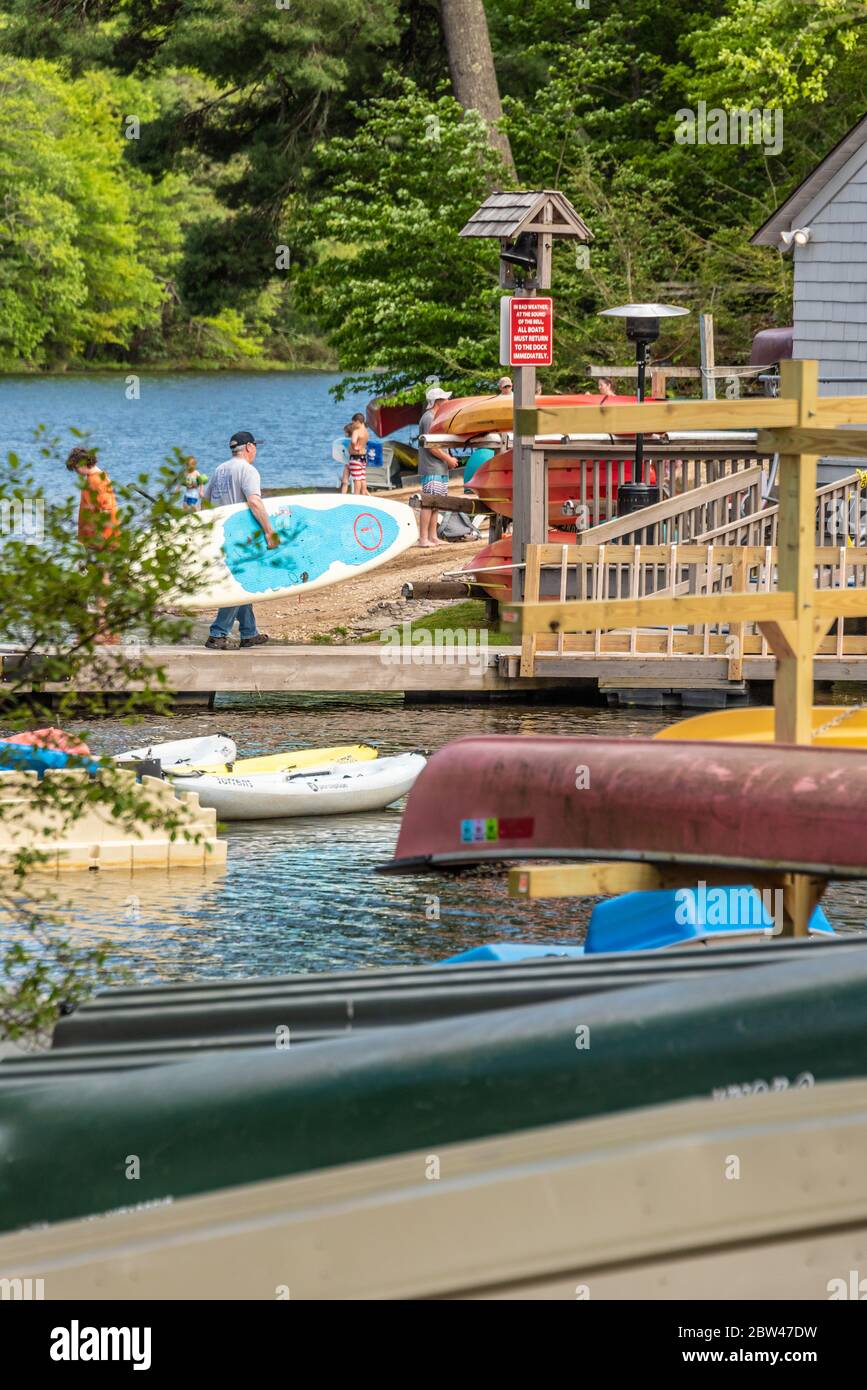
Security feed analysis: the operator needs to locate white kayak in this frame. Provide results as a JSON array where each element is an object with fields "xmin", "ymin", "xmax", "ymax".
[
  {"xmin": 170, "ymin": 753, "xmax": 426, "ymax": 820},
  {"xmin": 115, "ymin": 734, "xmax": 237, "ymax": 769}
]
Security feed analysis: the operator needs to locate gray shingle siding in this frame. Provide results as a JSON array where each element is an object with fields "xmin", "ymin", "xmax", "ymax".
[{"xmin": 792, "ymin": 164, "xmax": 867, "ymax": 388}]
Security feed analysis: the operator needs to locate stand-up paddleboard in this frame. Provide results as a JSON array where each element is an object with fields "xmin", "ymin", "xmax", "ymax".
[
  {"xmin": 469, "ymin": 450, "xmax": 649, "ymax": 523},
  {"xmin": 170, "ymin": 495, "xmax": 418, "ymax": 612},
  {"xmin": 430, "ymin": 392, "xmax": 642, "ymax": 438},
  {"xmin": 657, "ymin": 706, "xmax": 867, "ymax": 748}
]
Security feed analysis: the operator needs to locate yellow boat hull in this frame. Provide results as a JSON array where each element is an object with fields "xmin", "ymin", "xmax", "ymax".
[
  {"xmin": 656, "ymin": 707, "xmax": 867, "ymax": 747},
  {"xmin": 178, "ymin": 744, "xmax": 379, "ymax": 776}
]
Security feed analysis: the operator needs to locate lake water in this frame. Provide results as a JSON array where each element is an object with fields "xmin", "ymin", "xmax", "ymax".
[
  {"xmin": 3, "ymin": 697, "xmax": 863, "ymax": 985},
  {"xmin": 1, "ymin": 371, "xmax": 864, "ymax": 988},
  {"xmin": 0, "ymin": 371, "xmax": 391, "ymax": 499}
]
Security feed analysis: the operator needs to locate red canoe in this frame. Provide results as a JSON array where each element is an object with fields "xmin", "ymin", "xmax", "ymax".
[
  {"xmin": 469, "ymin": 449, "xmax": 652, "ymax": 523},
  {"xmin": 462, "ymin": 532, "xmax": 575, "ymax": 603},
  {"xmin": 365, "ymin": 400, "xmax": 423, "ymax": 438},
  {"xmin": 381, "ymin": 735, "xmax": 867, "ymax": 877}
]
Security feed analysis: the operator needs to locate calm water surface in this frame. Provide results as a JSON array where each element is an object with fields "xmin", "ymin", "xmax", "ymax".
[
  {"xmin": 4, "ymin": 697, "xmax": 863, "ymax": 984},
  {"xmin": 2, "ymin": 374, "xmax": 863, "ymax": 983},
  {"xmin": 0, "ymin": 371, "xmax": 392, "ymax": 497}
]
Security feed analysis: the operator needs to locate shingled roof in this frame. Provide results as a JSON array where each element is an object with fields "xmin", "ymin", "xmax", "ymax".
[{"xmin": 460, "ymin": 190, "xmax": 593, "ymax": 240}]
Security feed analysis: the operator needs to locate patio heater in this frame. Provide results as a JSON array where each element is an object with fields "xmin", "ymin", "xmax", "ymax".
[{"xmin": 598, "ymin": 303, "xmax": 689, "ymax": 514}]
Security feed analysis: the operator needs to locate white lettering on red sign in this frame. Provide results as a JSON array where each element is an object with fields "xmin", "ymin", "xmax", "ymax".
[{"xmin": 508, "ymin": 297, "xmax": 553, "ymax": 367}]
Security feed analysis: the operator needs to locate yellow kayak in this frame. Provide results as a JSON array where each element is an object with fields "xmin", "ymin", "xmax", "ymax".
[
  {"xmin": 174, "ymin": 743, "xmax": 379, "ymax": 776},
  {"xmin": 656, "ymin": 707, "xmax": 867, "ymax": 747}
]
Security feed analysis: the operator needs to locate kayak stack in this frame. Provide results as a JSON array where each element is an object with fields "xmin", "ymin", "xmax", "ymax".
[
  {"xmin": 169, "ymin": 752, "xmax": 426, "ymax": 820},
  {"xmin": 3, "ymin": 732, "xmax": 867, "ymax": 1295},
  {"xmin": 113, "ymin": 734, "xmax": 424, "ymax": 820}
]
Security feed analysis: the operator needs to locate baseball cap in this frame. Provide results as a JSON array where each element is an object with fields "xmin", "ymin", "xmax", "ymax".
[
  {"xmin": 229, "ymin": 430, "xmax": 262, "ymax": 449},
  {"xmin": 497, "ymin": 376, "xmax": 513, "ymax": 389},
  {"xmin": 425, "ymin": 387, "xmax": 453, "ymax": 405}
]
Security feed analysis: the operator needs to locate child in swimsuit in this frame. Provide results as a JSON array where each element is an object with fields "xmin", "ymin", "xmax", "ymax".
[
  {"xmin": 182, "ymin": 456, "xmax": 208, "ymax": 510},
  {"xmin": 340, "ymin": 413, "xmax": 370, "ymax": 494}
]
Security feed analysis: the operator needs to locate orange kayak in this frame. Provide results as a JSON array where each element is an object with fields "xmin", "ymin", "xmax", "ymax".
[{"xmin": 430, "ymin": 392, "xmax": 643, "ymax": 438}]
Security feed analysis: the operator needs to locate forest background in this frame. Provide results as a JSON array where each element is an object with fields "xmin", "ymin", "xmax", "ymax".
[{"xmin": 0, "ymin": 0, "xmax": 864, "ymax": 397}]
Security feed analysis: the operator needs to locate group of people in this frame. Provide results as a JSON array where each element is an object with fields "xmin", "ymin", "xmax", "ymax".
[{"xmin": 66, "ymin": 430, "xmax": 276, "ymax": 651}]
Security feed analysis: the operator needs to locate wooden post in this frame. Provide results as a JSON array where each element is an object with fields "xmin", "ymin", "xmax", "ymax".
[
  {"xmin": 512, "ymin": 351, "xmax": 537, "ymax": 600},
  {"xmin": 700, "ymin": 314, "xmax": 716, "ymax": 402},
  {"xmin": 727, "ymin": 547, "xmax": 746, "ymax": 682},
  {"xmin": 511, "ymin": 203, "xmax": 553, "ymax": 600},
  {"xmin": 650, "ymin": 367, "xmax": 667, "ymax": 400},
  {"xmin": 773, "ymin": 359, "xmax": 819, "ymax": 747},
  {"xmin": 773, "ymin": 359, "xmax": 820, "ymax": 937}
]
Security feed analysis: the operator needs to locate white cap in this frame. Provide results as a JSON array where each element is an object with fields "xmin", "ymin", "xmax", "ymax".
[
  {"xmin": 426, "ymin": 386, "xmax": 452, "ymax": 405},
  {"xmin": 497, "ymin": 376, "xmax": 512, "ymax": 389}
]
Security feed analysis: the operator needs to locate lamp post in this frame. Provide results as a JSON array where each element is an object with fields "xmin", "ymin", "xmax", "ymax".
[{"xmin": 598, "ymin": 303, "xmax": 690, "ymax": 514}]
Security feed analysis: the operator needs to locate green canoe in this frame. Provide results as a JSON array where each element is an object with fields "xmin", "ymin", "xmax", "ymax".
[{"xmin": 2, "ymin": 942, "xmax": 867, "ymax": 1232}]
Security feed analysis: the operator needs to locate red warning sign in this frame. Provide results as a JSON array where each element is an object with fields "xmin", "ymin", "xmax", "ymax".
[{"xmin": 508, "ymin": 296, "xmax": 553, "ymax": 367}]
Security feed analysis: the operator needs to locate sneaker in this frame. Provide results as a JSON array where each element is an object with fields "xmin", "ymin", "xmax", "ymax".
[
  {"xmin": 239, "ymin": 633, "xmax": 270, "ymax": 648},
  {"xmin": 205, "ymin": 636, "xmax": 230, "ymax": 650}
]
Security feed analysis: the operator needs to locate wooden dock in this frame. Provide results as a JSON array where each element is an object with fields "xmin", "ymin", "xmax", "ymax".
[
  {"xmin": 3, "ymin": 640, "xmax": 866, "ymax": 707},
  {"xmin": 0, "ymin": 643, "xmax": 575, "ymax": 701}
]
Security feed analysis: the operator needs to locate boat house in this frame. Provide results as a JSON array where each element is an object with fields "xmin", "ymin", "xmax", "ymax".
[{"xmin": 752, "ymin": 111, "xmax": 867, "ymax": 480}]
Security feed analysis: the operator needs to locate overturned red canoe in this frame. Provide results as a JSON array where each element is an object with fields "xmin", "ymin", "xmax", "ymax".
[
  {"xmin": 461, "ymin": 531, "xmax": 575, "ymax": 603},
  {"xmin": 380, "ymin": 735, "xmax": 867, "ymax": 877},
  {"xmin": 365, "ymin": 400, "xmax": 423, "ymax": 438}
]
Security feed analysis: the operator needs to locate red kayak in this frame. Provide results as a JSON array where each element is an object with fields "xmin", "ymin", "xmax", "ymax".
[
  {"xmin": 462, "ymin": 532, "xmax": 577, "ymax": 604},
  {"xmin": 469, "ymin": 449, "xmax": 652, "ymax": 524},
  {"xmin": 381, "ymin": 735, "xmax": 867, "ymax": 877},
  {"xmin": 2, "ymin": 727, "xmax": 91, "ymax": 755}
]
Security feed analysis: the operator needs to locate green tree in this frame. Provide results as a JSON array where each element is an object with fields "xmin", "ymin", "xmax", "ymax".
[
  {"xmin": 295, "ymin": 78, "xmax": 508, "ymax": 401},
  {"xmin": 0, "ymin": 58, "xmax": 184, "ymax": 367},
  {"xmin": 0, "ymin": 434, "xmax": 209, "ymax": 1041}
]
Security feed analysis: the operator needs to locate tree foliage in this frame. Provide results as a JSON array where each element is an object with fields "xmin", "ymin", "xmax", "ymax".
[
  {"xmin": 0, "ymin": 1, "xmax": 866, "ymax": 374},
  {"xmin": 0, "ymin": 434, "xmax": 207, "ymax": 1040}
]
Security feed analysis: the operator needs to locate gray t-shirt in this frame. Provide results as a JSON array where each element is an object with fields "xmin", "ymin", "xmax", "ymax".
[
  {"xmin": 417, "ymin": 408, "xmax": 447, "ymax": 477},
  {"xmin": 204, "ymin": 457, "xmax": 262, "ymax": 507}
]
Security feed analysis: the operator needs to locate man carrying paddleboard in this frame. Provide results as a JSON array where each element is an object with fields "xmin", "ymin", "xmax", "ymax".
[{"xmin": 203, "ymin": 431, "xmax": 279, "ymax": 650}]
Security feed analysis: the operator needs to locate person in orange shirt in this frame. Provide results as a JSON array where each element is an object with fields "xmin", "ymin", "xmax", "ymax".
[
  {"xmin": 66, "ymin": 447, "xmax": 120, "ymax": 643},
  {"xmin": 67, "ymin": 447, "xmax": 119, "ymax": 544}
]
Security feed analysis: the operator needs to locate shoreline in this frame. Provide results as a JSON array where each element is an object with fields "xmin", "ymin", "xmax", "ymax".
[{"xmin": 0, "ymin": 361, "xmax": 339, "ymax": 378}]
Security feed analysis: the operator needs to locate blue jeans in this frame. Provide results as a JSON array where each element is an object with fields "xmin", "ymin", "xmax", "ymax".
[{"xmin": 210, "ymin": 604, "xmax": 257, "ymax": 640}]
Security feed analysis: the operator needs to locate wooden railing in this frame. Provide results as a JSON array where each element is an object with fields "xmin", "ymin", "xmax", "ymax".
[
  {"xmin": 520, "ymin": 542, "xmax": 867, "ymax": 679},
  {"xmin": 551, "ymin": 440, "xmax": 767, "ymax": 531},
  {"xmin": 576, "ymin": 464, "xmax": 768, "ymax": 546},
  {"xmin": 695, "ymin": 469, "xmax": 867, "ymax": 547}
]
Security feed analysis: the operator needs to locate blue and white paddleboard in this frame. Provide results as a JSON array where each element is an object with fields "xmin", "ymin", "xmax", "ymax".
[{"xmin": 172, "ymin": 494, "xmax": 418, "ymax": 611}]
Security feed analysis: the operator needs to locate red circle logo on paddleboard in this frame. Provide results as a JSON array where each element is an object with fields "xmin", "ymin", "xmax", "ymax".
[{"xmin": 354, "ymin": 513, "xmax": 383, "ymax": 551}]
